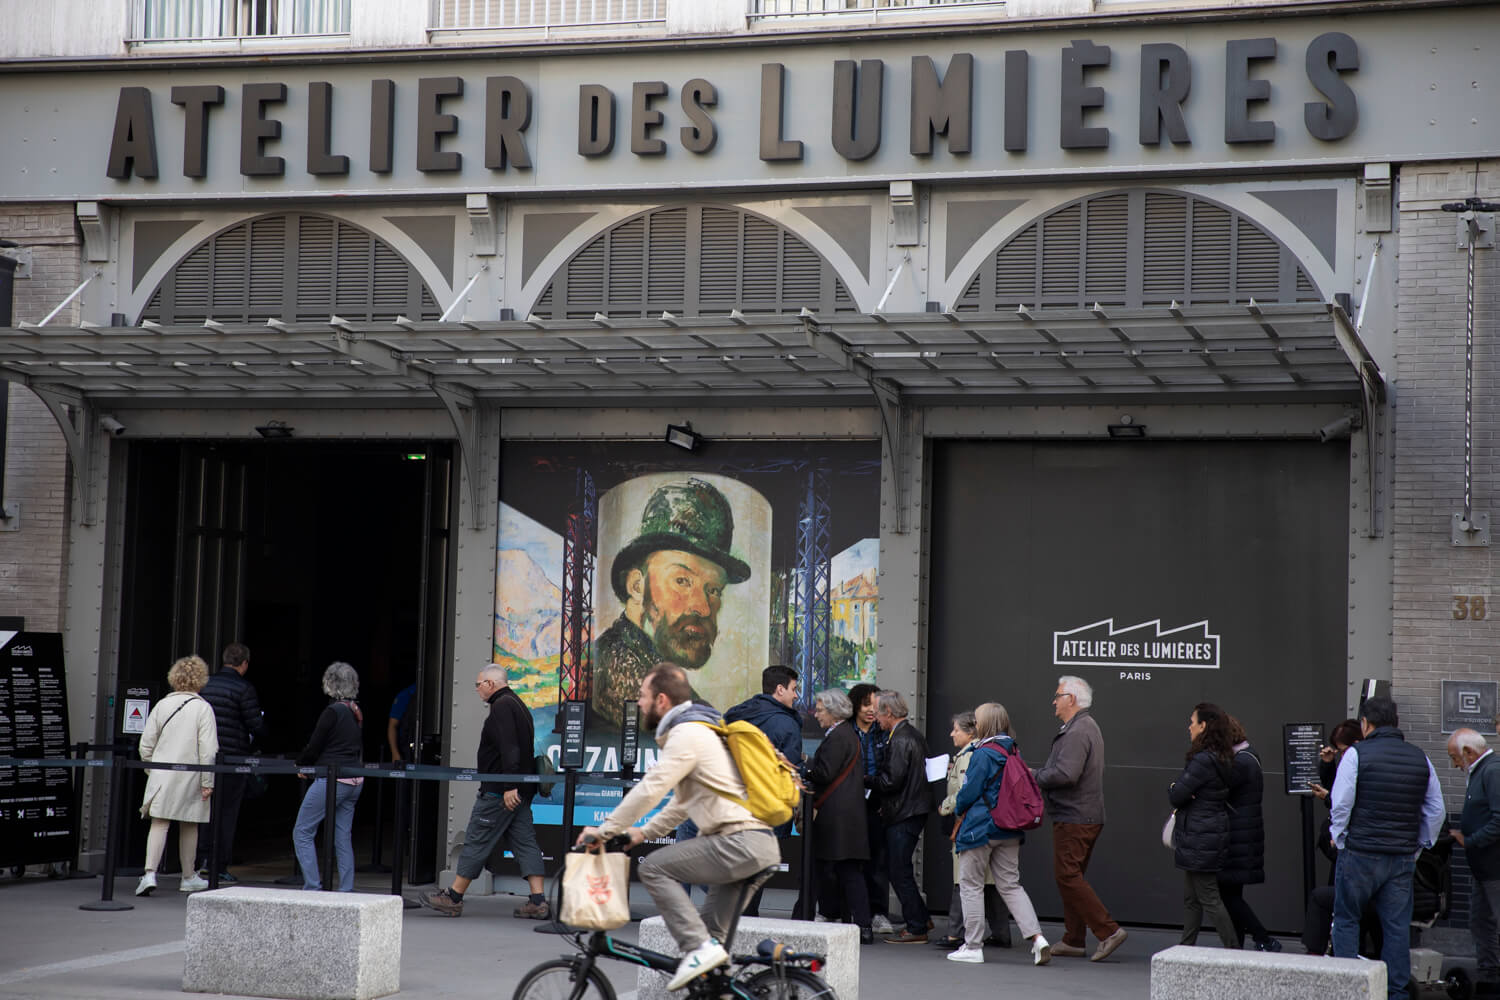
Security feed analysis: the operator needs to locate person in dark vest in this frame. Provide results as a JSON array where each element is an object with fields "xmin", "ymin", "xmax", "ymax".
[
  {"xmin": 1168, "ymin": 702, "xmax": 1238, "ymax": 949},
  {"xmin": 1219, "ymin": 715, "xmax": 1279, "ymax": 951},
  {"xmin": 1447, "ymin": 728, "xmax": 1500, "ymax": 995},
  {"xmin": 1329, "ymin": 696, "xmax": 1445, "ymax": 1000},
  {"xmin": 197, "ymin": 641, "xmax": 265, "ymax": 882}
]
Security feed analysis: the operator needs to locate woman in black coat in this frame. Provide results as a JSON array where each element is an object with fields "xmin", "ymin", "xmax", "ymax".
[
  {"xmin": 1168, "ymin": 702, "xmax": 1238, "ymax": 948},
  {"xmin": 1218, "ymin": 716, "xmax": 1279, "ymax": 951},
  {"xmin": 808, "ymin": 688, "xmax": 873, "ymax": 943}
]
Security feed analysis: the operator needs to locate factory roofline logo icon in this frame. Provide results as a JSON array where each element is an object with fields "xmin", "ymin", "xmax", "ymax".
[{"xmin": 1053, "ymin": 618, "xmax": 1220, "ymax": 671}]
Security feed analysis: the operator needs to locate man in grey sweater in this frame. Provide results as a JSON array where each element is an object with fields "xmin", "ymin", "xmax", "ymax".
[{"xmin": 1032, "ymin": 675, "xmax": 1127, "ymax": 962}]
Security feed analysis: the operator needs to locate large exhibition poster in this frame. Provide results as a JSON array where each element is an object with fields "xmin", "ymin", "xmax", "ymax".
[{"xmin": 495, "ymin": 441, "xmax": 880, "ymax": 826}]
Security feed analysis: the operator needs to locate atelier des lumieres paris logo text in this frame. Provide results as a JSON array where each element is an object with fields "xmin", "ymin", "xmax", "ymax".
[{"xmin": 1053, "ymin": 619, "xmax": 1220, "ymax": 680}]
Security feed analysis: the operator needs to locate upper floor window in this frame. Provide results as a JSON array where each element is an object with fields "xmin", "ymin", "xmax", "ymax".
[
  {"xmin": 430, "ymin": 0, "xmax": 666, "ymax": 33},
  {"xmin": 131, "ymin": 0, "xmax": 351, "ymax": 42},
  {"xmin": 749, "ymin": 0, "xmax": 1004, "ymax": 21}
]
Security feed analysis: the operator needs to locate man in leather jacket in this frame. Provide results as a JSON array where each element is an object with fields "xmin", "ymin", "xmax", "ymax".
[{"xmin": 867, "ymin": 690, "xmax": 932, "ymax": 943}]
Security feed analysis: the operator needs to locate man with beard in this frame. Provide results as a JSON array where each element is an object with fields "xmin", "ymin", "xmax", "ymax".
[
  {"xmin": 578, "ymin": 664, "xmax": 778, "ymax": 991},
  {"xmin": 592, "ymin": 479, "xmax": 750, "ymax": 728}
]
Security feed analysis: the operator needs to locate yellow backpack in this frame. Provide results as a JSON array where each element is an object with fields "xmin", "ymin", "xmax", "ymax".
[{"xmin": 691, "ymin": 719, "xmax": 802, "ymax": 827}]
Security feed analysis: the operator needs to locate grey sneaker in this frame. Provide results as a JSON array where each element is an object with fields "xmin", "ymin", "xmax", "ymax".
[
  {"xmin": 513, "ymin": 899, "xmax": 550, "ymax": 920},
  {"xmin": 871, "ymin": 915, "xmax": 895, "ymax": 935},
  {"xmin": 415, "ymin": 889, "xmax": 463, "ymax": 916}
]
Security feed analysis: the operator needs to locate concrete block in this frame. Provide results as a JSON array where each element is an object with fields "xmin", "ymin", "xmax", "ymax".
[
  {"xmin": 1149, "ymin": 944, "xmax": 1385, "ymax": 1000},
  {"xmin": 183, "ymin": 886, "xmax": 401, "ymax": 1000},
  {"xmin": 635, "ymin": 915, "xmax": 856, "ymax": 1000}
]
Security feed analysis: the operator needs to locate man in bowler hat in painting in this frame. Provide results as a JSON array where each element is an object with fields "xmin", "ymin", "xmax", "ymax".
[{"xmin": 592, "ymin": 478, "xmax": 751, "ymax": 727}]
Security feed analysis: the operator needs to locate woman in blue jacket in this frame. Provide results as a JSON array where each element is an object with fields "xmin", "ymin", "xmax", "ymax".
[{"xmin": 949, "ymin": 702, "xmax": 1051, "ymax": 967}]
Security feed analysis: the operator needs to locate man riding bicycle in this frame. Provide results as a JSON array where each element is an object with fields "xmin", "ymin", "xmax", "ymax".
[{"xmin": 577, "ymin": 663, "xmax": 780, "ymax": 992}]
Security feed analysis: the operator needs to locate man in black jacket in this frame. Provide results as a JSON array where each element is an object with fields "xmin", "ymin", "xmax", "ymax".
[
  {"xmin": 1448, "ymin": 728, "xmax": 1500, "ymax": 994},
  {"xmin": 197, "ymin": 642, "xmax": 265, "ymax": 881},
  {"xmin": 868, "ymin": 690, "xmax": 932, "ymax": 943},
  {"xmin": 416, "ymin": 664, "xmax": 546, "ymax": 918},
  {"xmin": 725, "ymin": 664, "xmax": 804, "ymax": 916}
]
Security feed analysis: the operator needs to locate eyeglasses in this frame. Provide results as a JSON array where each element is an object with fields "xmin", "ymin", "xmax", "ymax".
[
  {"xmin": 1051, "ymin": 693, "xmax": 1074, "ymax": 702},
  {"xmin": 475, "ymin": 680, "xmax": 489, "ymax": 689}
]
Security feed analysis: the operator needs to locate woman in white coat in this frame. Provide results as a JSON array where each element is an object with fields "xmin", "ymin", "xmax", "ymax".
[{"xmin": 136, "ymin": 655, "xmax": 218, "ymax": 896}]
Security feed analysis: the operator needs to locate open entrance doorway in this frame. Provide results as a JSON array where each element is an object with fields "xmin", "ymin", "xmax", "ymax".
[{"xmin": 114, "ymin": 439, "xmax": 452, "ymax": 885}]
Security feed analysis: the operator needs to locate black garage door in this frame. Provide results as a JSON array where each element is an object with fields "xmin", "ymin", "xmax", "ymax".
[{"xmin": 925, "ymin": 439, "xmax": 1349, "ymax": 931}]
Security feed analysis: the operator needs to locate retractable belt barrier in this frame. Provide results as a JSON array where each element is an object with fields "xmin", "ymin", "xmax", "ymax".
[{"xmin": 0, "ymin": 753, "xmax": 643, "ymax": 911}]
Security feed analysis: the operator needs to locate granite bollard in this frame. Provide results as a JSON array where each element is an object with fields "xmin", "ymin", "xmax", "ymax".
[
  {"xmin": 634, "ymin": 915, "xmax": 855, "ymax": 1000},
  {"xmin": 1150, "ymin": 944, "xmax": 1385, "ymax": 1000},
  {"xmin": 183, "ymin": 887, "xmax": 401, "ymax": 1000}
]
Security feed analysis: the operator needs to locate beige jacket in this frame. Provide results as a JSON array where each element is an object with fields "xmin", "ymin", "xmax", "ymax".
[
  {"xmin": 598, "ymin": 708, "xmax": 767, "ymax": 842},
  {"xmin": 138, "ymin": 691, "xmax": 218, "ymax": 823}
]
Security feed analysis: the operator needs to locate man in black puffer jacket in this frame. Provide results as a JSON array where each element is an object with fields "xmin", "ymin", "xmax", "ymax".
[
  {"xmin": 198, "ymin": 642, "xmax": 266, "ymax": 880},
  {"xmin": 1328, "ymin": 697, "xmax": 1445, "ymax": 1000},
  {"xmin": 868, "ymin": 690, "xmax": 932, "ymax": 943}
]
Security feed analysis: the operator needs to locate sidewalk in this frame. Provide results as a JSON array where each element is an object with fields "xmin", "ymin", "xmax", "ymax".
[{"xmin": 0, "ymin": 869, "xmax": 1178, "ymax": 999}]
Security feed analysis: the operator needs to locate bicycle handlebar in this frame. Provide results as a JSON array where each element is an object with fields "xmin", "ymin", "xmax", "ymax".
[{"xmin": 573, "ymin": 833, "xmax": 634, "ymax": 853}]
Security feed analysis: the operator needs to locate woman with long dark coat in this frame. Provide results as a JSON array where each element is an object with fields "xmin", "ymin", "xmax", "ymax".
[
  {"xmin": 807, "ymin": 688, "xmax": 873, "ymax": 943},
  {"xmin": 1168, "ymin": 701, "xmax": 1238, "ymax": 948},
  {"xmin": 1218, "ymin": 715, "xmax": 1279, "ymax": 951}
]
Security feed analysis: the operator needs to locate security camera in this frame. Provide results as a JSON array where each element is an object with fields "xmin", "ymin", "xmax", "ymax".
[
  {"xmin": 1317, "ymin": 415, "xmax": 1355, "ymax": 443},
  {"xmin": 99, "ymin": 415, "xmax": 126, "ymax": 437}
]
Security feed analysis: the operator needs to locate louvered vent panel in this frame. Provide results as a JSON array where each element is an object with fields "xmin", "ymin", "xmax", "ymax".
[
  {"xmin": 1143, "ymin": 193, "xmax": 1188, "ymax": 302},
  {"xmin": 1234, "ymin": 220, "xmax": 1282, "ymax": 302},
  {"xmin": 780, "ymin": 235, "xmax": 823, "ymax": 311},
  {"xmin": 334, "ymin": 223, "xmax": 376, "ymax": 318},
  {"xmin": 247, "ymin": 218, "xmax": 285, "ymax": 317},
  {"xmin": 534, "ymin": 283, "xmax": 554, "ymax": 316},
  {"xmin": 606, "ymin": 216, "xmax": 646, "ymax": 315},
  {"xmin": 739, "ymin": 217, "xmax": 782, "ymax": 311},
  {"xmin": 296, "ymin": 216, "xmax": 336, "ymax": 315},
  {"xmin": 372, "ymin": 242, "xmax": 410, "ymax": 317},
  {"xmin": 210, "ymin": 225, "xmax": 248, "ymax": 317},
  {"xmin": 419, "ymin": 285, "xmax": 440, "ymax": 319},
  {"xmin": 1296, "ymin": 267, "xmax": 1318, "ymax": 300},
  {"xmin": 1189, "ymin": 202, "xmax": 1232, "ymax": 301},
  {"xmin": 144, "ymin": 287, "xmax": 163, "ymax": 318},
  {"xmin": 994, "ymin": 227, "xmax": 1036, "ymax": 306},
  {"xmin": 1040, "ymin": 205, "xmax": 1082, "ymax": 300},
  {"xmin": 1082, "ymin": 194, "xmax": 1129, "ymax": 303},
  {"xmin": 171, "ymin": 245, "xmax": 213, "ymax": 321},
  {"xmin": 566, "ymin": 241, "xmax": 605, "ymax": 318},
  {"xmin": 698, "ymin": 208, "xmax": 742, "ymax": 311},
  {"xmin": 645, "ymin": 209, "xmax": 687, "ymax": 312},
  {"xmin": 956, "ymin": 271, "xmax": 983, "ymax": 311},
  {"xmin": 834, "ymin": 279, "xmax": 855, "ymax": 312}
]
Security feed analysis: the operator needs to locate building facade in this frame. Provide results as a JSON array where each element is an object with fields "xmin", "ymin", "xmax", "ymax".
[{"xmin": 0, "ymin": 0, "xmax": 1496, "ymax": 930}]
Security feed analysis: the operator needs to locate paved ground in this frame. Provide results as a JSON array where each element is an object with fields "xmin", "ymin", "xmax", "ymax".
[{"xmin": 0, "ymin": 866, "xmax": 1195, "ymax": 1000}]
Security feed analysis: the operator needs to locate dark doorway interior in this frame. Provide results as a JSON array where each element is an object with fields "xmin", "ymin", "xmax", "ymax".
[{"xmin": 116, "ymin": 440, "xmax": 447, "ymax": 876}]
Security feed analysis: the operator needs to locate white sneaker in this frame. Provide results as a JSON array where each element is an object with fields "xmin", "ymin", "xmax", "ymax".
[
  {"xmin": 814, "ymin": 913, "xmax": 830, "ymax": 923},
  {"xmin": 666, "ymin": 939, "xmax": 729, "ymax": 991},
  {"xmin": 135, "ymin": 872, "xmax": 156, "ymax": 897},
  {"xmin": 947, "ymin": 946, "xmax": 984, "ymax": 964},
  {"xmin": 1032, "ymin": 934, "xmax": 1052, "ymax": 966},
  {"xmin": 871, "ymin": 915, "xmax": 895, "ymax": 935},
  {"xmin": 179, "ymin": 874, "xmax": 210, "ymax": 893}
]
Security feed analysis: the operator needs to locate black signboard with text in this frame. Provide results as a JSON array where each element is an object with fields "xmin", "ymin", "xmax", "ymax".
[
  {"xmin": 559, "ymin": 700, "xmax": 587, "ymax": 770},
  {"xmin": 1283, "ymin": 723, "xmax": 1325, "ymax": 796},
  {"xmin": 0, "ymin": 632, "xmax": 74, "ymax": 866}
]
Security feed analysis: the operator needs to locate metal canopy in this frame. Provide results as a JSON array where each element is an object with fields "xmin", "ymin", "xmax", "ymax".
[{"xmin": 0, "ymin": 302, "xmax": 1377, "ymax": 406}]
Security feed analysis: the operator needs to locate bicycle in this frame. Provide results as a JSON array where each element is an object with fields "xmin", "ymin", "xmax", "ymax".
[{"xmin": 513, "ymin": 836, "xmax": 837, "ymax": 1000}]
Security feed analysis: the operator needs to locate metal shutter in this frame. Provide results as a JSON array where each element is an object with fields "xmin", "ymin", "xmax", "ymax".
[
  {"xmin": 139, "ymin": 213, "xmax": 440, "ymax": 324},
  {"xmin": 535, "ymin": 205, "xmax": 854, "ymax": 318}
]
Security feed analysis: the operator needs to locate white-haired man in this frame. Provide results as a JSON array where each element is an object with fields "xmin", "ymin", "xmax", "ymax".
[
  {"xmin": 1032, "ymin": 675, "xmax": 1126, "ymax": 962},
  {"xmin": 1448, "ymin": 728, "xmax": 1500, "ymax": 994}
]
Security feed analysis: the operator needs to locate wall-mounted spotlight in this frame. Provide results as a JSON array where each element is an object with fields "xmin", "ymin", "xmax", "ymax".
[
  {"xmin": 665, "ymin": 422, "xmax": 703, "ymax": 452},
  {"xmin": 1317, "ymin": 414, "xmax": 1357, "ymax": 443},
  {"xmin": 254, "ymin": 420, "xmax": 294, "ymax": 440},
  {"xmin": 1106, "ymin": 414, "xmax": 1147, "ymax": 439},
  {"xmin": 98, "ymin": 415, "xmax": 126, "ymax": 437}
]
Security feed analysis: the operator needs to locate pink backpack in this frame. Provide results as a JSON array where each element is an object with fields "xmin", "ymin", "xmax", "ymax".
[{"xmin": 978, "ymin": 739, "xmax": 1045, "ymax": 832}]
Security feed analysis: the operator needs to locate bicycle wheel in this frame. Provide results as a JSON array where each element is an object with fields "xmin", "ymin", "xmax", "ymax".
[
  {"xmin": 512, "ymin": 958, "xmax": 617, "ymax": 1000},
  {"xmin": 736, "ymin": 968, "xmax": 837, "ymax": 1000}
]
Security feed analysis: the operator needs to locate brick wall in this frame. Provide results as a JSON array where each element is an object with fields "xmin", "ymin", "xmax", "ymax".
[
  {"xmin": 1393, "ymin": 162, "xmax": 1500, "ymax": 930},
  {"xmin": 1, "ymin": 203, "xmax": 80, "ymax": 631}
]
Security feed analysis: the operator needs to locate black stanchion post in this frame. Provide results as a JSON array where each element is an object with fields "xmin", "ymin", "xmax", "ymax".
[
  {"xmin": 798, "ymin": 796, "xmax": 816, "ymax": 920},
  {"xmin": 321, "ymin": 765, "xmax": 337, "ymax": 891},
  {"xmin": 535, "ymin": 767, "xmax": 579, "ymax": 936},
  {"xmin": 80, "ymin": 752, "xmax": 132, "ymax": 911},
  {"xmin": 1300, "ymin": 794, "xmax": 1316, "ymax": 907},
  {"xmin": 392, "ymin": 770, "xmax": 415, "ymax": 905},
  {"xmin": 206, "ymin": 753, "xmax": 224, "ymax": 891}
]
